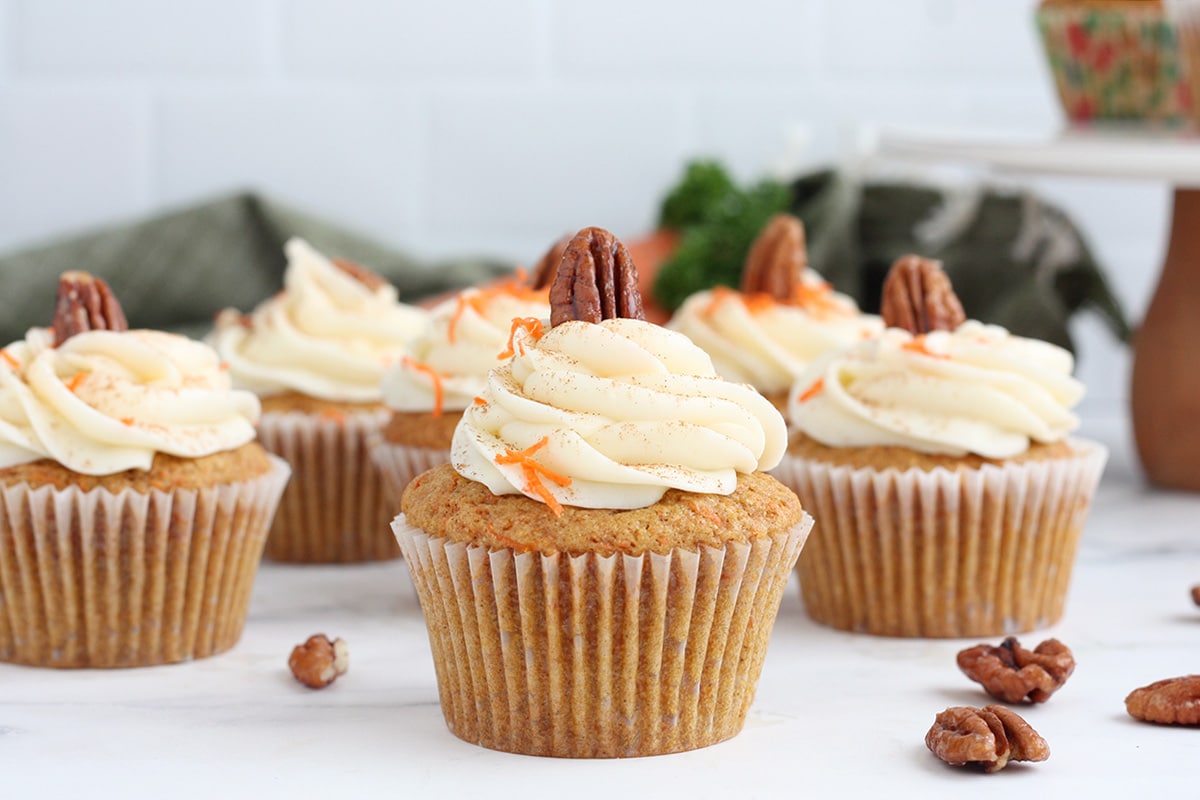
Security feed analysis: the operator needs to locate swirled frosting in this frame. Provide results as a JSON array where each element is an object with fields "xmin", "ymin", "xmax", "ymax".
[
  {"xmin": 209, "ymin": 238, "xmax": 428, "ymax": 403},
  {"xmin": 452, "ymin": 318, "xmax": 787, "ymax": 511},
  {"xmin": 0, "ymin": 328, "xmax": 260, "ymax": 475},
  {"xmin": 381, "ymin": 282, "xmax": 549, "ymax": 415},
  {"xmin": 787, "ymin": 321, "xmax": 1083, "ymax": 459},
  {"xmin": 669, "ymin": 273, "xmax": 883, "ymax": 395}
]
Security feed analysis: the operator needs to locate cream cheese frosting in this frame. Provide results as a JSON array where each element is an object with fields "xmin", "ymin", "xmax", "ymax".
[
  {"xmin": 0, "ymin": 327, "xmax": 260, "ymax": 475},
  {"xmin": 669, "ymin": 272, "xmax": 883, "ymax": 395},
  {"xmin": 787, "ymin": 321, "xmax": 1083, "ymax": 459},
  {"xmin": 452, "ymin": 317, "xmax": 788, "ymax": 511},
  {"xmin": 381, "ymin": 282, "xmax": 549, "ymax": 415},
  {"xmin": 209, "ymin": 238, "xmax": 428, "ymax": 403}
]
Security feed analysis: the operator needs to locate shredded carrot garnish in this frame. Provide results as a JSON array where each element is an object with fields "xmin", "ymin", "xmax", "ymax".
[
  {"xmin": 120, "ymin": 417, "xmax": 135, "ymax": 426},
  {"xmin": 473, "ymin": 396, "xmax": 487, "ymax": 406},
  {"xmin": 798, "ymin": 377, "xmax": 824, "ymax": 403},
  {"xmin": 219, "ymin": 361, "xmax": 230, "ymax": 371},
  {"xmin": 703, "ymin": 286, "xmax": 775, "ymax": 316},
  {"xmin": 65, "ymin": 372, "xmax": 87, "ymax": 393},
  {"xmin": 402, "ymin": 356, "xmax": 445, "ymax": 417},
  {"xmin": 449, "ymin": 276, "xmax": 548, "ymax": 346},
  {"xmin": 494, "ymin": 436, "xmax": 571, "ymax": 517},
  {"xmin": 319, "ymin": 408, "xmax": 347, "ymax": 424},
  {"xmin": 0, "ymin": 350, "xmax": 18, "ymax": 369},
  {"xmin": 902, "ymin": 335, "xmax": 949, "ymax": 359},
  {"xmin": 499, "ymin": 317, "xmax": 545, "ymax": 360}
]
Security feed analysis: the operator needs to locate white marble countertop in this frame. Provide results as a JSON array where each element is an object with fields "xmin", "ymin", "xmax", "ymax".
[{"xmin": 3, "ymin": 417, "xmax": 1198, "ymax": 798}]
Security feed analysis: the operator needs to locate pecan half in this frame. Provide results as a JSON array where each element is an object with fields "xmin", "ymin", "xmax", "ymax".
[
  {"xmin": 530, "ymin": 233, "xmax": 570, "ymax": 290},
  {"xmin": 958, "ymin": 636, "xmax": 1075, "ymax": 704},
  {"xmin": 926, "ymin": 705, "xmax": 1049, "ymax": 773},
  {"xmin": 549, "ymin": 227, "xmax": 645, "ymax": 327},
  {"xmin": 1191, "ymin": 584, "xmax": 1200, "ymax": 607},
  {"xmin": 52, "ymin": 271, "xmax": 129, "ymax": 345},
  {"xmin": 741, "ymin": 213, "xmax": 807, "ymax": 302},
  {"xmin": 288, "ymin": 633, "xmax": 349, "ymax": 689},
  {"xmin": 1125, "ymin": 675, "xmax": 1200, "ymax": 725},
  {"xmin": 331, "ymin": 256, "xmax": 389, "ymax": 292},
  {"xmin": 880, "ymin": 255, "xmax": 965, "ymax": 334}
]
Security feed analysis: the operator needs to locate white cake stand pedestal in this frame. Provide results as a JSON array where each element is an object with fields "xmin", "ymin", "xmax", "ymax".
[{"xmin": 878, "ymin": 126, "xmax": 1200, "ymax": 491}]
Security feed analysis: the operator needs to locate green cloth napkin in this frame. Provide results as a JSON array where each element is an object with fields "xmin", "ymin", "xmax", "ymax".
[{"xmin": 0, "ymin": 192, "xmax": 511, "ymax": 343}]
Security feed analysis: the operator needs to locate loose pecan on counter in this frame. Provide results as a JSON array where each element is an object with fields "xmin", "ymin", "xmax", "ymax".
[
  {"xmin": 1125, "ymin": 675, "xmax": 1200, "ymax": 725},
  {"xmin": 549, "ymin": 226, "xmax": 645, "ymax": 326},
  {"xmin": 52, "ymin": 271, "xmax": 129, "ymax": 345},
  {"xmin": 741, "ymin": 213, "xmax": 807, "ymax": 302},
  {"xmin": 879, "ymin": 255, "xmax": 965, "ymax": 334},
  {"xmin": 288, "ymin": 634, "xmax": 349, "ymax": 689},
  {"xmin": 926, "ymin": 705, "xmax": 1049, "ymax": 773},
  {"xmin": 957, "ymin": 636, "xmax": 1076, "ymax": 704}
]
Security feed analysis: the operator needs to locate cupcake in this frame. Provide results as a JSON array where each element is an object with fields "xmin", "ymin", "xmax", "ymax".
[
  {"xmin": 210, "ymin": 238, "xmax": 428, "ymax": 563},
  {"xmin": 394, "ymin": 227, "xmax": 812, "ymax": 758},
  {"xmin": 669, "ymin": 214, "xmax": 882, "ymax": 412},
  {"xmin": 772, "ymin": 255, "xmax": 1107, "ymax": 638},
  {"xmin": 371, "ymin": 255, "xmax": 552, "ymax": 505},
  {"xmin": 0, "ymin": 273, "xmax": 289, "ymax": 667}
]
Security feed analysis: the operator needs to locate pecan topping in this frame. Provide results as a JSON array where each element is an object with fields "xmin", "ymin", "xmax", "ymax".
[
  {"xmin": 880, "ymin": 255, "xmax": 965, "ymax": 334},
  {"xmin": 549, "ymin": 227, "xmax": 645, "ymax": 327},
  {"xmin": 926, "ymin": 705, "xmax": 1049, "ymax": 773},
  {"xmin": 1125, "ymin": 675, "xmax": 1200, "ymax": 725},
  {"xmin": 957, "ymin": 636, "xmax": 1075, "ymax": 704},
  {"xmin": 331, "ymin": 256, "xmax": 389, "ymax": 292},
  {"xmin": 288, "ymin": 633, "xmax": 349, "ymax": 689},
  {"xmin": 1192, "ymin": 584, "xmax": 1200, "ymax": 607},
  {"xmin": 52, "ymin": 271, "xmax": 129, "ymax": 345},
  {"xmin": 741, "ymin": 213, "xmax": 807, "ymax": 302},
  {"xmin": 530, "ymin": 234, "xmax": 570, "ymax": 290}
]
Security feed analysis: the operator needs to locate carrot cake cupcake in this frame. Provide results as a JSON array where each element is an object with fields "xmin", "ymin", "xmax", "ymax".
[
  {"xmin": 210, "ymin": 238, "xmax": 428, "ymax": 563},
  {"xmin": 773, "ymin": 255, "xmax": 1107, "ymax": 638},
  {"xmin": 395, "ymin": 227, "xmax": 812, "ymax": 757},
  {"xmin": 0, "ymin": 272, "xmax": 289, "ymax": 667},
  {"xmin": 669, "ymin": 213, "xmax": 882, "ymax": 412}
]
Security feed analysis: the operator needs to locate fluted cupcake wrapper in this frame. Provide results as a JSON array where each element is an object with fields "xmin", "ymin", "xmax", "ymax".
[
  {"xmin": 393, "ymin": 512, "xmax": 813, "ymax": 758},
  {"xmin": 367, "ymin": 435, "xmax": 451, "ymax": 508},
  {"xmin": 258, "ymin": 410, "xmax": 399, "ymax": 563},
  {"xmin": 771, "ymin": 440, "xmax": 1107, "ymax": 638},
  {"xmin": 0, "ymin": 456, "xmax": 290, "ymax": 668}
]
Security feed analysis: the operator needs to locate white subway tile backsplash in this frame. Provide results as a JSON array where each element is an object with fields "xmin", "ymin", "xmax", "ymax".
[
  {"xmin": 823, "ymin": 0, "xmax": 1044, "ymax": 82},
  {"xmin": 554, "ymin": 0, "xmax": 819, "ymax": 77},
  {"xmin": 426, "ymin": 89, "xmax": 687, "ymax": 249},
  {"xmin": 157, "ymin": 89, "xmax": 422, "ymax": 245},
  {"xmin": 0, "ymin": 89, "xmax": 148, "ymax": 251},
  {"xmin": 12, "ymin": 0, "xmax": 265, "ymax": 75},
  {"xmin": 690, "ymin": 89, "xmax": 832, "ymax": 181},
  {"xmin": 283, "ymin": 0, "xmax": 540, "ymax": 78}
]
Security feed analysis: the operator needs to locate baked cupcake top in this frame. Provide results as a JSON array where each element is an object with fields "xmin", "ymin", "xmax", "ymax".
[
  {"xmin": 788, "ymin": 256, "xmax": 1083, "ymax": 460},
  {"xmin": 452, "ymin": 227, "xmax": 788, "ymax": 514},
  {"xmin": 669, "ymin": 214, "xmax": 882, "ymax": 395},
  {"xmin": 210, "ymin": 238, "xmax": 428, "ymax": 403},
  {"xmin": 0, "ymin": 273, "xmax": 260, "ymax": 475},
  {"xmin": 381, "ymin": 274, "xmax": 549, "ymax": 417}
]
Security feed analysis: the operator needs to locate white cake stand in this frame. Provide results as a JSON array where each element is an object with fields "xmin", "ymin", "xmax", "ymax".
[{"xmin": 878, "ymin": 126, "xmax": 1200, "ymax": 490}]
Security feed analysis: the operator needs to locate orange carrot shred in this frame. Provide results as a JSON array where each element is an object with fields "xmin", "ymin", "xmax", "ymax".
[
  {"xmin": 902, "ymin": 335, "xmax": 949, "ymax": 359},
  {"xmin": 0, "ymin": 350, "xmax": 18, "ymax": 369},
  {"xmin": 494, "ymin": 436, "xmax": 571, "ymax": 517},
  {"xmin": 120, "ymin": 417, "xmax": 135, "ymax": 426},
  {"xmin": 499, "ymin": 317, "xmax": 544, "ymax": 360},
  {"xmin": 65, "ymin": 372, "xmax": 87, "ymax": 393},
  {"xmin": 402, "ymin": 356, "xmax": 445, "ymax": 417},
  {"xmin": 798, "ymin": 377, "xmax": 824, "ymax": 403},
  {"xmin": 473, "ymin": 396, "xmax": 487, "ymax": 406}
]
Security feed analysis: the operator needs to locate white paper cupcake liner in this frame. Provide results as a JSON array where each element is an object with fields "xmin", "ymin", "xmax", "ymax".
[
  {"xmin": 771, "ymin": 439, "xmax": 1107, "ymax": 638},
  {"xmin": 0, "ymin": 455, "xmax": 290, "ymax": 668},
  {"xmin": 368, "ymin": 435, "xmax": 451, "ymax": 507},
  {"xmin": 258, "ymin": 409, "xmax": 399, "ymax": 563},
  {"xmin": 393, "ymin": 511, "xmax": 813, "ymax": 758}
]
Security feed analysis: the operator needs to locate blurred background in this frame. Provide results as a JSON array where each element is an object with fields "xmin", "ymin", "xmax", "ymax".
[{"xmin": 0, "ymin": 0, "xmax": 1170, "ymax": 423}]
